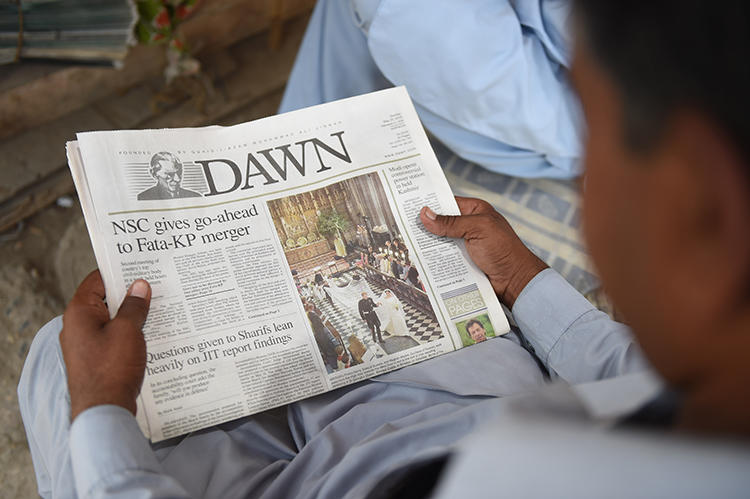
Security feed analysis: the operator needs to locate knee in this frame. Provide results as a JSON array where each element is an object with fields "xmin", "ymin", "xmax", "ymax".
[{"xmin": 18, "ymin": 316, "xmax": 67, "ymax": 412}]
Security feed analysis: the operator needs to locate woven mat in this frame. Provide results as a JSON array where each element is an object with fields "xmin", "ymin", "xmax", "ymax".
[{"xmin": 433, "ymin": 140, "xmax": 615, "ymax": 316}]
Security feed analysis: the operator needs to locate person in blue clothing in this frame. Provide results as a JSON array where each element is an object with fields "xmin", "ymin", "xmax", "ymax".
[
  {"xmin": 280, "ymin": 0, "xmax": 584, "ymax": 178},
  {"xmin": 18, "ymin": 1, "xmax": 750, "ymax": 497}
]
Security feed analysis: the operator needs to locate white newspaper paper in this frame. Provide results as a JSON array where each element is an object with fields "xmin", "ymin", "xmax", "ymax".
[{"xmin": 66, "ymin": 87, "xmax": 509, "ymax": 442}]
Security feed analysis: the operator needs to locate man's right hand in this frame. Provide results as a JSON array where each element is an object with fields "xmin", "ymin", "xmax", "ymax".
[
  {"xmin": 420, "ymin": 197, "xmax": 548, "ymax": 307},
  {"xmin": 60, "ymin": 270, "xmax": 151, "ymax": 421}
]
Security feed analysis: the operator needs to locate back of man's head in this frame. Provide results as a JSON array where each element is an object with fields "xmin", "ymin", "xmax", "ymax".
[
  {"xmin": 574, "ymin": 0, "xmax": 749, "ymax": 166},
  {"xmin": 573, "ymin": 0, "xmax": 750, "ymax": 435}
]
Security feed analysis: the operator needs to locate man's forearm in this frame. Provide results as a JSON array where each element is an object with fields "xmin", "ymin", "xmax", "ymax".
[
  {"xmin": 512, "ymin": 269, "xmax": 650, "ymax": 384},
  {"xmin": 70, "ymin": 406, "xmax": 190, "ymax": 498}
]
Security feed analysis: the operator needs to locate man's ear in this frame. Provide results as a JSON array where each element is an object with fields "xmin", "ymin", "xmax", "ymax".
[{"xmin": 660, "ymin": 112, "xmax": 750, "ymax": 316}]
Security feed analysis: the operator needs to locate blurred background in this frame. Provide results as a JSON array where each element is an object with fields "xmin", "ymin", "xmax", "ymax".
[{"xmin": 0, "ymin": 1, "xmax": 314, "ymax": 495}]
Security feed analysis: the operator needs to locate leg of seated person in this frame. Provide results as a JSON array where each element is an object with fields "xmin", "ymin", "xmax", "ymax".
[
  {"xmin": 278, "ymin": 0, "xmax": 391, "ymax": 113},
  {"xmin": 286, "ymin": 333, "xmax": 546, "ymax": 445},
  {"xmin": 17, "ymin": 316, "xmax": 76, "ymax": 498},
  {"xmin": 154, "ymin": 407, "xmax": 298, "ymax": 497}
]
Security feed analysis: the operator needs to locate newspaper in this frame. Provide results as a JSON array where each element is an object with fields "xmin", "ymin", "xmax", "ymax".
[{"xmin": 66, "ymin": 87, "xmax": 509, "ymax": 442}]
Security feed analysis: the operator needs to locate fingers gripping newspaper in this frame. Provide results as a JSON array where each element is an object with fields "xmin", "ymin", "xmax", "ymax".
[{"xmin": 67, "ymin": 87, "xmax": 509, "ymax": 442}]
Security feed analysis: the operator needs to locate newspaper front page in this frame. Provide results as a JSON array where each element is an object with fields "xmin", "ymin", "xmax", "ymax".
[{"xmin": 66, "ymin": 87, "xmax": 509, "ymax": 442}]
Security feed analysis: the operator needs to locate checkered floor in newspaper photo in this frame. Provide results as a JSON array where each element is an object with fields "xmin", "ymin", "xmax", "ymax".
[{"xmin": 309, "ymin": 269, "xmax": 443, "ymax": 361}]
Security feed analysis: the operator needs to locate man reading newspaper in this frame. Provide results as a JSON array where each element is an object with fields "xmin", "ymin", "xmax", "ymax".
[{"xmin": 18, "ymin": 0, "xmax": 750, "ymax": 497}]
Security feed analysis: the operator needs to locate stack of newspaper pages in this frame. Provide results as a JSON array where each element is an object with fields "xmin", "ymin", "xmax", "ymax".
[
  {"xmin": 66, "ymin": 87, "xmax": 509, "ymax": 442},
  {"xmin": 0, "ymin": 0, "xmax": 136, "ymax": 65}
]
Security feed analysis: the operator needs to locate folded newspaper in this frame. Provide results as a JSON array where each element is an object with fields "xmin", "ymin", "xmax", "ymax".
[{"xmin": 66, "ymin": 87, "xmax": 509, "ymax": 442}]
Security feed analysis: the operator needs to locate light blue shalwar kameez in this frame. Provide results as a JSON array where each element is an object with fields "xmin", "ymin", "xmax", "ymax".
[{"xmin": 279, "ymin": 0, "xmax": 583, "ymax": 178}]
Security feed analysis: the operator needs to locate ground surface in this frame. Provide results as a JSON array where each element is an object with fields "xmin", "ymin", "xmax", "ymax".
[{"xmin": 0, "ymin": 200, "xmax": 93, "ymax": 498}]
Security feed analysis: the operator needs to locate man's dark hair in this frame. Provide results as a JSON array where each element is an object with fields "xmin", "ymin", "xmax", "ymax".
[
  {"xmin": 574, "ymin": 1, "xmax": 750, "ymax": 164},
  {"xmin": 465, "ymin": 319, "xmax": 484, "ymax": 334}
]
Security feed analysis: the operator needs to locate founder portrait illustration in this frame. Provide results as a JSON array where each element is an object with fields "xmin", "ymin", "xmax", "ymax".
[{"xmin": 137, "ymin": 151, "xmax": 202, "ymax": 200}]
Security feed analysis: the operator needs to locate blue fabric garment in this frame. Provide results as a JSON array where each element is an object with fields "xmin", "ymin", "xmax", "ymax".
[
  {"xmin": 18, "ymin": 269, "xmax": 663, "ymax": 498},
  {"xmin": 433, "ymin": 374, "xmax": 750, "ymax": 499},
  {"xmin": 280, "ymin": 0, "xmax": 583, "ymax": 179}
]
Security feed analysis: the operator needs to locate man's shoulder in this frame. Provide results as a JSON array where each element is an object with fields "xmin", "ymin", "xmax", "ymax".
[
  {"xmin": 433, "ymin": 373, "xmax": 749, "ymax": 498},
  {"xmin": 435, "ymin": 412, "xmax": 750, "ymax": 498},
  {"xmin": 429, "ymin": 372, "xmax": 748, "ymax": 498}
]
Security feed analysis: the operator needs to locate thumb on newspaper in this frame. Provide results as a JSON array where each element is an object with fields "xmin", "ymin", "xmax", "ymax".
[
  {"xmin": 420, "ymin": 206, "xmax": 478, "ymax": 239},
  {"xmin": 115, "ymin": 279, "xmax": 152, "ymax": 331}
]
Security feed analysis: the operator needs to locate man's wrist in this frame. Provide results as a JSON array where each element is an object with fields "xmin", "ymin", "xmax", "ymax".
[
  {"xmin": 500, "ymin": 257, "xmax": 548, "ymax": 307},
  {"xmin": 70, "ymin": 393, "xmax": 137, "ymax": 422}
]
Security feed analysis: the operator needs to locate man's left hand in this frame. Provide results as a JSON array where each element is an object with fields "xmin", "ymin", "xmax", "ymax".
[{"xmin": 420, "ymin": 197, "xmax": 548, "ymax": 307}]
